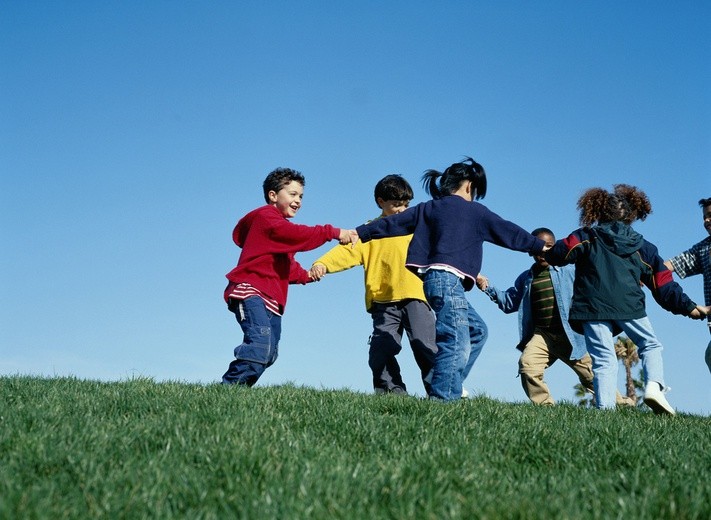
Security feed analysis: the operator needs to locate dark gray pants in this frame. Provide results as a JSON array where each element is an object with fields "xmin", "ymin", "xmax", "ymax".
[{"xmin": 368, "ymin": 299, "xmax": 437, "ymax": 395}]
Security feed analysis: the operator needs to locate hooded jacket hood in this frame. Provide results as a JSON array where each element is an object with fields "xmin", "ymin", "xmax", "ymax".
[{"xmin": 594, "ymin": 221, "xmax": 643, "ymax": 257}]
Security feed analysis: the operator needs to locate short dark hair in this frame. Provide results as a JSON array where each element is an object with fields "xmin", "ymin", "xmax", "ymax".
[
  {"xmin": 374, "ymin": 174, "xmax": 413, "ymax": 204},
  {"xmin": 531, "ymin": 227, "xmax": 555, "ymax": 240},
  {"xmin": 262, "ymin": 168, "xmax": 305, "ymax": 203},
  {"xmin": 699, "ymin": 197, "xmax": 711, "ymax": 208}
]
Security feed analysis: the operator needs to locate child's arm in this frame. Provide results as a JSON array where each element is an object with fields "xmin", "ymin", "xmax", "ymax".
[
  {"xmin": 545, "ymin": 229, "xmax": 588, "ymax": 266},
  {"xmin": 260, "ymin": 209, "xmax": 347, "ymax": 253},
  {"xmin": 479, "ymin": 271, "xmax": 526, "ymax": 314},
  {"xmin": 311, "ymin": 241, "xmax": 366, "ymax": 280},
  {"xmin": 478, "ymin": 207, "xmax": 546, "ymax": 254},
  {"xmin": 356, "ymin": 206, "xmax": 417, "ymax": 243},
  {"xmin": 288, "ymin": 256, "xmax": 313, "ymax": 285},
  {"xmin": 689, "ymin": 305, "xmax": 711, "ymax": 319},
  {"xmin": 639, "ymin": 240, "xmax": 699, "ymax": 317},
  {"xmin": 664, "ymin": 243, "xmax": 703, "ymax": 279}
]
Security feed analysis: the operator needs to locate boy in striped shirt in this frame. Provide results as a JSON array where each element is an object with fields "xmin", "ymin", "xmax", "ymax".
[{"xmin": 478, "ymin": 228, "xmax": 632, "ymax": 406}]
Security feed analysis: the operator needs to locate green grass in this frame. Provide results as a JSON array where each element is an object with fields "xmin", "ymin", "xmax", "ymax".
[{"xmin": 1, "ymin": 376, "xmax": 709, "ymax": 519}]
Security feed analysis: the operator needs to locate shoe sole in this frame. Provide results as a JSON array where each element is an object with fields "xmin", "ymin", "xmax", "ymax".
[{"xmin": 643, "ymin": 396, "xmax": 675, "ymax": 415}]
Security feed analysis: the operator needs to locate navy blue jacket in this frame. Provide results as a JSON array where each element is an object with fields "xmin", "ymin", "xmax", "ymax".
[
  {"xmin": 545, "ymin": 222, "xmax": 697, "ymax": 332},
  {"xmin": 356, "ymin": 195, "xmax": 545, "ymax": 291}
]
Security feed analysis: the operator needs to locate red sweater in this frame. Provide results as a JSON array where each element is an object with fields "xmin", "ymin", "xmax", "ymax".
[{"xmin": 224, "ymin": 205, "xmax": 340, "ymax": 312}]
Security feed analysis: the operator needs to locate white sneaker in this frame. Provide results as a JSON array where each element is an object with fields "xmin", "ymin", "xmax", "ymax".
[
  {"xmin": 461, "ymin": 388, "xmax": 470, "ymax": 399},
  {"xmin": 643, "ymin": 382, "xmax": 675, "ymax": 415}
]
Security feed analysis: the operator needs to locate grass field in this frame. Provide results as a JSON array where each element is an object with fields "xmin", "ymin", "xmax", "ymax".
[{"xmin": 1, "ymin": 376, "xmax": 709, "ymax": 519}]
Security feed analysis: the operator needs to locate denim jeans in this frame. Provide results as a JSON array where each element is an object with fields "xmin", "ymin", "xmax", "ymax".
[
  {"xmin": 222, "ymin": 296, "xmax": 281, "ymax": 386},
  {"xmin": 462, "ymin": 306, "xmax": 488, "ymax": 384},
  {"xmin": 582, "ymin": 316, "xmax": 664, "ymax": 409},
  {"xmin": 424, "ymin": 270, "xmax": 488, "ymax": 401},
  {"xmin": 705, "ymin": 338, "xmax": 711, "ymax": 375}
]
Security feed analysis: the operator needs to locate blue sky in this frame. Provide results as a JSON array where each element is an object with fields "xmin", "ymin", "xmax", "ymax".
[{"xmin": 2, "ymin": 1, "xmax": 710, "ymax": 414}]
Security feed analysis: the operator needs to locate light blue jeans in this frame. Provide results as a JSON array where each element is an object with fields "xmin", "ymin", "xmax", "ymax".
[
  {"xmin": 423, "ymin": 270, "xmax": 488, "ymax": 401},
  {"xmin": 582, "ymin": 317, "xmax": 665, "ymax": 409}
]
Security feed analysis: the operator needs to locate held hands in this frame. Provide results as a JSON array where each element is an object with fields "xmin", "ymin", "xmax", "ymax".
[
  {"xmin": 338, "ymin": 228, "xmax": 359, "ymax": 246},
  {"xmin": 689, "ymin": 305, "xmax": 711, "ymax": 320},
  {"xmin": 476, "ymin": 274, "xmax": 489, "ymax": 291},
  {"xmin": 309, "ymin": 263, "xmax": 327, "ymax": 281}
]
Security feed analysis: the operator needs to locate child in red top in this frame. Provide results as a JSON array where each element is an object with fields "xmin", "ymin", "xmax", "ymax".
[{"xmin": 222, "ymin": 167, "xmax": 355, "ymax": 386}]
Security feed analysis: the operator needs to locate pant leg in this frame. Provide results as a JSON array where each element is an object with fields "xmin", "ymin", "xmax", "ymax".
[
  {"xmin": 518, "ymin": 333, "xmax": 557, "ymax": 405},
  {"xmin": 582, "ymin": 321, "xmax": 618, "ymax": 409},
  {"xmin": 617, "ymin": 316, "xmax": 665, "ymax": 388},
  {"xmin": 547, "ymin": 332, "xmax": 595, "ymax": 393},
  {"xmin": 222, "ymin": 297, "xmax": 281, "ymax": 386},
  {"xmin": 369, "ymin": 303, "xmax": 406, "ymax": 392},
  {"xmin": 401, "ymin": 300, "xmax": 437, "ymax": 395},
  {"xmin": 424, "ymin": 270, "xmax": 470, "ymax": 401},
  {"xmin": 461, "ymin": 305, "xmax": 489, "ymax": 384},
  {"xmin": 705, "ymin": 338, "xmax": 711, "ymax": 376}
]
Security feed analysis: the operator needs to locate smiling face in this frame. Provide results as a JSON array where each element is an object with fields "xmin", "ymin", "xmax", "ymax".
[
  {"xmin": 268, "ymin": 180, "xmax": 304, "ymax": 218},
  {"xmin": 703, "ymin": 203, "xmax": 711, "ymax": 236}
]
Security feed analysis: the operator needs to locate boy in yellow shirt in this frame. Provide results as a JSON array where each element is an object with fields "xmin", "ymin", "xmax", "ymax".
[{"xmin": 310, "ymin": 175, "xmax": 437, "ymax": 395}]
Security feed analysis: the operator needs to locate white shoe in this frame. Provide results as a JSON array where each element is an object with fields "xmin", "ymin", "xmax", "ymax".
[
  {"xmin": 461, "ymin": 388, "xmax": 470, "ymax": 399},
  {"xmin": 643, "ymin": 382, "xmax": 675, "ymax": 415}
]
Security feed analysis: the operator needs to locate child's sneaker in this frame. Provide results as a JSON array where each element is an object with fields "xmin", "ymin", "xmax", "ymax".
[{"xmin": 643, "ymin": 382, "xmax": 675, "ymax": 415}]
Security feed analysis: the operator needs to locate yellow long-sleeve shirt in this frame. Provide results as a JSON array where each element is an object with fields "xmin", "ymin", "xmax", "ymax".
[{"xmin": 313, "ymin": 227, "xmax": 426, "ymax": 312}]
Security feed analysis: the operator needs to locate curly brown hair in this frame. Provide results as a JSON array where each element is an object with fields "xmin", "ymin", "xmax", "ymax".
[{"xmin": 576, "ymin": 185, "xmax": 652, "ymax": 226}]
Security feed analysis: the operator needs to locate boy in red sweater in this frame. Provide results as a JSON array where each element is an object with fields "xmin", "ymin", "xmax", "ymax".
[{"xmin": 221, "ymin": 167, "xmax": 355, "ymax": 386}]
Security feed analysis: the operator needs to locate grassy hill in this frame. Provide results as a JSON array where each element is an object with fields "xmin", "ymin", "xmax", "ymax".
[{"xmin": 1, "ymin": 376, "xmax": 709, "ymax": 519}]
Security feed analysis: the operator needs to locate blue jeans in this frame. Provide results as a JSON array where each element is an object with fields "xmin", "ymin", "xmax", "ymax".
[
  {"xmin": 424, "ymin": 270, "xmax": 488, "ymax": 401},
  {"xmin": 582, "ymin": 317, "xmax": 665, "ymax": 409},
  {"xmin": 222, "ymin": 297, "xmax": 281, "ymax": 386},
  {"xmin": 705, "ymin": 337, "xmax": 711, "ymax": 375}
]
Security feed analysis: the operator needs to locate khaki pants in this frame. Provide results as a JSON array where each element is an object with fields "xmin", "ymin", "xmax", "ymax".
[{"xmin": 518, "ymin": 330, "xmax": 631, "ymax": 406}]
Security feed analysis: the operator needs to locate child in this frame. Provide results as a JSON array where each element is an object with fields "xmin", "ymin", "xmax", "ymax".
[
  {"xmin": 477, "ymin": 227, "xmax": 632, "ymax": 406},
  {"xmin": 664, "ymin": 197, "xmax": 711, "ymax": 375},
  {"xmin": 221, "ymin": 167, "xmax": 355, "ymax": 386},
  {"xmin": 355, "ymin": 157, "xmax": 547, "ymax": 401},
  {"xmin": 545, "ymin": 185, "xmax": 709, "ymax": 414},
  {"xmin": 310, "ymin": 175, "xmax": 441, "ymax": 396}
]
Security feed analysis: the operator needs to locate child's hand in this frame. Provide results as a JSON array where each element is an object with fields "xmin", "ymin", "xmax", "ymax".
[
  {"xmin": 310, "ymin": 263, "xmax": 327, "ymax": 281},
  {"xmin": 476, "ymin": 274, "xmax": 489, "ymax": 291},
  {"xmin": 689, "ymin": 305, "xmax": 711, "ymax": 320},
  {"xmin": 338, "ymin": 228, "xmax": 358, "ymax": 246}
]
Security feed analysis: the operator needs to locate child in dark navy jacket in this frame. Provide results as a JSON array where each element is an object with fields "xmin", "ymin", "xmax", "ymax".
[
  {"xmin": 356, "ymin": 157, "xmax": 548, "ymax": 401},
  {"xmin": 545, "ymin": 185, "xmax": 709, "ymax": 414}
]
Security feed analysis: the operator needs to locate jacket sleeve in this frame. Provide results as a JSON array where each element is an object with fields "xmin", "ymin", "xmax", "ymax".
[
  {"xmin": 484, "ymin": 270, "xmax": 527, "ymax": 314},
  {"xmin": 545, "ymin": 228, "xmax": 588, "ymax": 266},
  {"xmin": 480, "ymin": 207, "xmax": 545, "ymax": 254},
  {"xmin": 313, "ymin": 241, "xmax": 365, "ymax": 273},
  {"xmin": 262, "ymin": 210, "xmax": 340, "ymax": 253},
  {"xmin": 667, "ymin": 246, "xmax": 703, "ymax": 279},
  {"xmin": 357, "ymin": 206, "xmax": 417, "ymax": 242},
  {"xmin": 639, "ymin": 240, "xmax": 697, "ymax": 316},
  {"xmin": 288, "ymin": 256, "xmax": 312, "ymax": 285}
]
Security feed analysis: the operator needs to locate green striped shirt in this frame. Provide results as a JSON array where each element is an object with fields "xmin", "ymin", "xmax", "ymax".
[{"xmin": 531, "ymin": 267, "xmax": 563, "ymax": 331}]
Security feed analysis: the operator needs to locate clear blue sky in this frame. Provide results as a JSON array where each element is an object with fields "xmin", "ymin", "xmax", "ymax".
[{"xmin": 2, "ymin": 2, "xmax": 710, "ymax": 414}]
